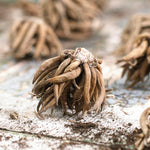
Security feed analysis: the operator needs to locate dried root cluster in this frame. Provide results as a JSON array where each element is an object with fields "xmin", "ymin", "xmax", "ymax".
[
  {"xmin": 117, "ymin": 14, "xmax": 150, "ymax": 87},
  {"xmin": 135, "ymin": 107, "xmax": 150, "ymax": 150},
  {"xmin": 10, "ymin": 17, "xmax": 62, "ymax": 60},
  {"xmin": 42, "ymin": 0, "xmax": 104, "ymax": 40},
  {"xmin": 32, "ymin": 48, "xmax": 106, "ymax": 118},
  {"xmin": 117, "ymin": 14, "xmax": 150, "ymax": 56},
  {"xmin": 18, "ymin": 0, "xmax": 41, "ymax": 17}
]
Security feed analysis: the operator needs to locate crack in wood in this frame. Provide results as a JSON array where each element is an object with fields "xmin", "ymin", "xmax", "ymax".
[{"xmin": 0, "ymin": 127, "xmax": 132, "ymax": 149}]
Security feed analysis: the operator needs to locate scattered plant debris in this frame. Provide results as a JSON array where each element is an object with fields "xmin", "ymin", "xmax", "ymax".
[
  {"xmin": 117, "ymin": 14, "xmax": 150, "ymax": 87},
  {"xmin": 65, "ymin": 122, "xmax": 98, "ymax": 133},
  {"xmin": 9, "ymin": 111, "xmax": 19, "ymax": 120},
  {"xmin": 32, "ymin": 48, "xmax": 106, "ymax": 118},
  {"xmin": 9, "ymin": 17, "xmax": 62, "ymax": 60}
]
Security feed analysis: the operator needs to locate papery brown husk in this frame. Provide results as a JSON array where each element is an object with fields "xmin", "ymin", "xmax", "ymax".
[
  {"xmin": 117, "ymin": 14, "xmax": 150, "ymax": 87},
  {"xmin": 10, "ymin": 17, "xmax": 62, "ymax": 60},
  {"xmin": 41, "ymin": 0, "xmax": 105, "ymax": 40},
  {"xmin": 32, "ymin": 48, "xmax": 106, "ymax": 118}
]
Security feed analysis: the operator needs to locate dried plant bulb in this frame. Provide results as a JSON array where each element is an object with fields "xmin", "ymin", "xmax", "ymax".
[
  {"xmin": 41, "ymin": 0, "xmax": 103, "ymax": 40},
  {"xmin": 18, "ymin": 0, "xmax": 41, "ymax": 17},
  {"xmin": 135, "ymin": 107, "xmax": 150, "ymax": 150},
  {"xmin": 32, "ymin": 48, "xmax": 106, "ymax": 118},
  {"xmin": 10, "ymin": 17, "xmax": 62, "ymax": 60},
  {"xmin": 116, "ymin": 14, "xmax": 150, "ymax": 56},
  {"xmin": 117, "ymin": 14, "xmax": 150, "ymax": 87}
]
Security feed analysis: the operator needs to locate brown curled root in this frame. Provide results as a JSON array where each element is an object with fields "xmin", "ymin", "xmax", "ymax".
[
  {"xmin": 41, "ymin": 0, "xmax": 104, "ymax": 40},
  {"xmin": 9, "ymin": 17, "xmax": 62, "ymax": 60},
  {"xmin": 32, "ymin": 48, "xmax": 106, "ymax": 118},
  {"xmin": 18, "ymin": 0, "xmax": 42, "ymax": 17},
  {"xmin": 117, "ymin": 14, "xmax": 150, "ymax": 87},
  {"xmin": 135, "ymin": 107, "xmax": 150, "ymax": 150}
]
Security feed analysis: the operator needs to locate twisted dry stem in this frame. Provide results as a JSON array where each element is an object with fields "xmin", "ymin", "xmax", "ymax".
[
  {"xmin": 32, "ymin": 48, "xmax": 106, "ymax": 118},
  {"xmin": 10, "ymin": 17, "xmax": 62, "ymax": 60}
]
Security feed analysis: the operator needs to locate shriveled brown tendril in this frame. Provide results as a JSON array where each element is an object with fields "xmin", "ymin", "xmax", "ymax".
[
  {"xmin": 32, "ymin": 48, "xmax": 106, "ymax": 118},
  {"xmin": 10, "ymin": 17, "xmax": 62, "ymax": 60}
]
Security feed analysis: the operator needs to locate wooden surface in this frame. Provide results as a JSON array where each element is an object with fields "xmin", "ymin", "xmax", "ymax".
[{"xmin": 0, "ymin": 0, "xmax": 150, "ymax": 149}]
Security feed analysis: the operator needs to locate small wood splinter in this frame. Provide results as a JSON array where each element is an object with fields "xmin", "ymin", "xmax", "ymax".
[{"xmin": 32, "ymin": 48, "xmax": 106, "ymax": 118}]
